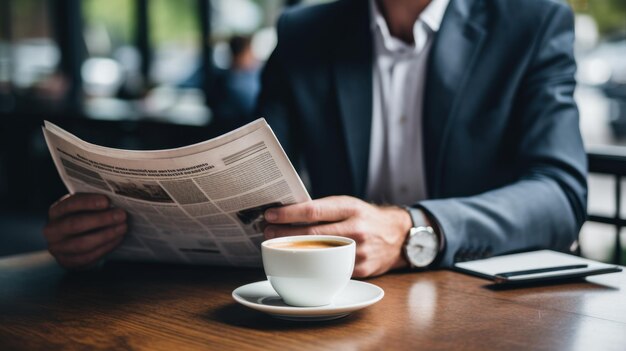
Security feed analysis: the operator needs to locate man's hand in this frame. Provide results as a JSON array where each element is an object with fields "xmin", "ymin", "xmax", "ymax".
[
  {"xmin": 263, "ymin": 196, "xmax": 412, "ymax": 277},
  {"xmin": 43, "ymin": 193, "xmax": 127, "ymax": 270}
]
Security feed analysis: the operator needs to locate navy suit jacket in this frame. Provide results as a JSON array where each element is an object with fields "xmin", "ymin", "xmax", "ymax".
[{"xmin": 255, "ymin": 0, "xmax": 587, "ymax": 267}]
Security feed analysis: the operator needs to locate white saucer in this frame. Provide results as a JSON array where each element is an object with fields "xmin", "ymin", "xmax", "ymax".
[{"xmin": 232, "ymin": 280, "xmax": 384, "ymax": 321}]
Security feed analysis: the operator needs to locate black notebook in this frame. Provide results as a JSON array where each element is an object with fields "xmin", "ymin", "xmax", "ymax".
[{"xmin": 454, "ymin": 250, "xmax": 622, "ymax": 285}]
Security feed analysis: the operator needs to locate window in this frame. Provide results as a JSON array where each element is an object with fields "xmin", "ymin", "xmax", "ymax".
[
  {"xmin": 570, "ymin": 0, "xmax": 626, "ymax": 263},
  {"xmin": 570, "ymin": 0, "xmax": 626, "ymax": 148}
]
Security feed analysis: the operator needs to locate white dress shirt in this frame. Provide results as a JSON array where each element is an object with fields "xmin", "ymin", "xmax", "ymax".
[{"xmin": 365, "ymin": 0, "xmax": 450, "ymax": 206}]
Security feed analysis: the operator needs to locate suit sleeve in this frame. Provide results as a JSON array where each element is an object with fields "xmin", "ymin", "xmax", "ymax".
[{"xmin": 418, "ymin": 4, "xmax": 588, "ymax": 267}]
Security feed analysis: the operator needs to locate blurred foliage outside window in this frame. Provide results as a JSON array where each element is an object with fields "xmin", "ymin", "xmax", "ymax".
[
  {"xmin": 150, "ymin": 0, "xmax": 200, "ymax": 46},
  {"xmin": 569, "ymin": 0, "xmax": 626, "ymax": 35},
  {"xmin": 83, "ymin": 0, "xmax": 134, "ymax": 48}
]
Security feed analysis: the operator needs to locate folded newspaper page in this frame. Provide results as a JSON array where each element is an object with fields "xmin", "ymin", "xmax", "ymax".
[{"xmin": 42, "ymin": 118, "xmax": 310, "ymax": 267}]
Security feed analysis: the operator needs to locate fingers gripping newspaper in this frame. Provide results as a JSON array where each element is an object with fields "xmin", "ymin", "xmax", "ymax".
[{"xmin": 42, "ymin": 119, "xmax": 310, "ymax": 267}]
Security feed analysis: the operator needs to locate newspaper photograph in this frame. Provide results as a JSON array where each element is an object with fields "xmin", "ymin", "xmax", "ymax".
[{"xmin": 42, "ymin": 118, "xmax": 311, "ymax": 267}]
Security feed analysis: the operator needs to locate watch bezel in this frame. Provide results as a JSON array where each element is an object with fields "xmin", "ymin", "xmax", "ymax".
[{"xmin": 404, "ymin": 226, "xmax": 439, "ymax": 268}]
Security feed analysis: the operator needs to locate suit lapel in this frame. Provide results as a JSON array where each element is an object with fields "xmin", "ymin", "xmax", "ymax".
[
  {"xmin": 424, "ymin": 0, "xmax": 487, "ymax": 198},
  {"xmin": 332, "ymin": 0, "xmax": 373, "ymax": 198}
]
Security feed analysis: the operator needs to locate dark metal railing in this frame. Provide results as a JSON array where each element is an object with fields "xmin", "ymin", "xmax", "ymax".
[{"xmin": 587, "ymin": 146, "xmax": 626, "ymax": 265}]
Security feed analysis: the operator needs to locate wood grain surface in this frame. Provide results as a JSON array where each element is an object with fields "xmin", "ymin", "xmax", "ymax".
[{"xmin": 1, "ymin": 251, "xmax": 625, "ymax": 351}]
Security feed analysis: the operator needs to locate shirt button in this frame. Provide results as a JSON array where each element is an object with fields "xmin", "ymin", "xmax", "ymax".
[
  {"xmin": 399, "ymin": 115, "xmax": 407, "ymax": 124},
  {"xmin": 399, "ymin": 185, "xmax": 408, "ymax": 193}
]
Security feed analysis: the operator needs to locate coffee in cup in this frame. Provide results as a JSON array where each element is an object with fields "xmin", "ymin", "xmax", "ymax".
[
  {"xmin": 266, "ymin": 239, "xmax": 348, "ymax": 250},
  {"xmin": 261, "ymin": 235, "xmax": 355, "ymax": 307}
]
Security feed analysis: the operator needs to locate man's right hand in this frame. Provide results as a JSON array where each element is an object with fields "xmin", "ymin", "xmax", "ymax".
[{"xmin": 43, "ymin": 193, "xmax": 128, "ymax": 270}]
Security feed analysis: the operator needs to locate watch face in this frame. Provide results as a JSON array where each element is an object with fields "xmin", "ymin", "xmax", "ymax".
[{"xmin": 406, "ymin": 228, "xmax": 438, "ymax": 267}]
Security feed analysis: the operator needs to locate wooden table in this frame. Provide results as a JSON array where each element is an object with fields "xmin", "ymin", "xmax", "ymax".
[{"xmin": 1, "ymin": 251, "xmax": 625, "ymax": 351}]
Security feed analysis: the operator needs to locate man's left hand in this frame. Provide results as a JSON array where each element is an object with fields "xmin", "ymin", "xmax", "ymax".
[{"xmin": 263, "ymin": 196, "xmax": 412, "ymax": 277}]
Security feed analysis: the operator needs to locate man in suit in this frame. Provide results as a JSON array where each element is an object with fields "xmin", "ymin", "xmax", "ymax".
[
  {"xmin": 256, "ymin": 0, "xmax": 587, "ymax": 276},
  {"xmin": 43, "ymin": 0, "xmax": 587, "ymax": 277}
]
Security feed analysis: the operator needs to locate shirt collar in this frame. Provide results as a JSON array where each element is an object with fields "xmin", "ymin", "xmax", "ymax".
[
  {"xmin": 419, "ymin": 0, "xmax": 450, "ymax": 33},
  {"xmin": 370, "ymin": 0, "xmax": 450, "ymax": 51}
]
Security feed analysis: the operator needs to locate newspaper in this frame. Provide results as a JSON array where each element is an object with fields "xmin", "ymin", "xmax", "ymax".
[{"xmin": 42, "ymin": 118, "xmax": 310, "ymax": 267}]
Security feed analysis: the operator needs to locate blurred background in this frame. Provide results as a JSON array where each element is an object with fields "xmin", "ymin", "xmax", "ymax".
[{"xmin": 0, "ymin": 0, "xmax": 624, "ymax": 264}]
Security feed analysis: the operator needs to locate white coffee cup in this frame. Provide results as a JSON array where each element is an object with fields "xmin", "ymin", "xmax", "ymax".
[{"xmin": 261, "ymin": 235, "xmax": 356, "ymax": 307}]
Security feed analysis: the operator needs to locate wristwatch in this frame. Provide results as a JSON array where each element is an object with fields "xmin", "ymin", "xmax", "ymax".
[{"xmin": 403, "ymin": 207, "xmax": 441, "ymax": 268}]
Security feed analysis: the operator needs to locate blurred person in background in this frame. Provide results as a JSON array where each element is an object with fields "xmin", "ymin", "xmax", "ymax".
[
  {"xmin": 181, "ymin": 35, "xmax": 261, "ymax": 129},
  {"xmin": 43, "ymin": 0, "xmax": 587, "ymax": 277}
]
